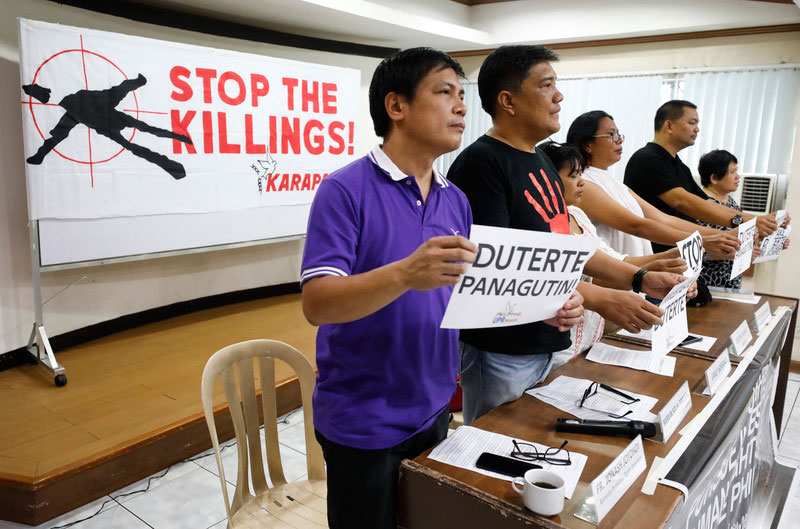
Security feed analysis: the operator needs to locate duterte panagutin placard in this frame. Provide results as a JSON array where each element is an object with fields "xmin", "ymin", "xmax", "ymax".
[{"xmin": 441, "ymin": 224, "xmax": 597, "ymax": 329}]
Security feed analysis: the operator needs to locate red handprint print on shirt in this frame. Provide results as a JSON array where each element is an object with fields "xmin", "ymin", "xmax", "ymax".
[{"xmin": 524, "ymin": 168, "xmax": 570, "ymax": 234}]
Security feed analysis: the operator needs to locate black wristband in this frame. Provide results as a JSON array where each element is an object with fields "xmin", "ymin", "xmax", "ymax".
[{"xmin": 632, "ymin": 269, "xmax": 648, "ymax": 294}]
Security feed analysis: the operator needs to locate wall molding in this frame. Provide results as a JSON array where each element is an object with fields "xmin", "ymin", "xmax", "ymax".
[
  {"xmin": 48, "ymin": 0, "xmax": 398, "ymax": 58},
  {"xmin": 448, "ymin": 23, "xmax": 800, "ymax": 57}
]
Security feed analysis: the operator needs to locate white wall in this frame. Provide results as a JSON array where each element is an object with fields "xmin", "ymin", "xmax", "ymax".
[
  {"xmin": 0, "ymin": 0, "xmax": 381, "ymax": 355},
  {"xmin": 458, "ymin": 31, "xmax": 800, "ymax": 359}
]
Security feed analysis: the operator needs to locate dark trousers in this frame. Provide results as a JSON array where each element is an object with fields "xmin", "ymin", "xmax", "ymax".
[{"xmin": 315, "ymin": 407, "xmax": 450, "ymax": 529}]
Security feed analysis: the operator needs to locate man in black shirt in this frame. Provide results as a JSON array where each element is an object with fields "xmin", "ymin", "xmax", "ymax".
[
  {"xmin": 449, "ymin": 46, "xmax": 685, "ymax": 425},
  {"xmin": 625, "ymin": 100, "xmax": 778, "ymax": 253}
]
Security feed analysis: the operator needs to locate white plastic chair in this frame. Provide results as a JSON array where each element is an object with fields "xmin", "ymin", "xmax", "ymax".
[{"xmin": 201, "ymin": 339, "xmax": 327, "ymax": 528}]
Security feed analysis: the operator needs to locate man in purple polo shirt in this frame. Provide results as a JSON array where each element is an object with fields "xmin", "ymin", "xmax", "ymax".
[{"xmin": 300, "ymin": 48, "xmax": 496, "ymax": 529}]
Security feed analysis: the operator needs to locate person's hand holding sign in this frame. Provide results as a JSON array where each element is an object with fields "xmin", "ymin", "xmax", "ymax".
[
  {"xmin": 598, "ymin": 288, "xmax": 663, "ymax": 333},
  {"xmin": 399, "ymin": 235, "xmax": 479, "ymax": 290},
  {"xmin": 303, "ymin": 235, "xmax": 477, "ymax": 326},
  {"xmin": 543, "ymin": 289, "xmax": 585, "ymax": 332},
  {"xmin": 640, "ymin": 272, "xmax": 685, "ymax": 300},
  {"xmin": 641, "ymin": 248, "xmax": 687, "ymax": 274},
  {"xmin": 756, "ymin": 212, "xmax": 779, "ymax": 238},
  {"xmin": 685, "ymin": 280, "xmax": 698, "ymax": 301},
  {"xmin": 702, "ymin": 232, "xmax": 740, "ymax": 260}
]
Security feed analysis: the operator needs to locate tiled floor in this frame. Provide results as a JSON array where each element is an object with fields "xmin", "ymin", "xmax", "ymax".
[{"xmin": 4, "ymin": 376, "xmax": 800, "ymax": 529}]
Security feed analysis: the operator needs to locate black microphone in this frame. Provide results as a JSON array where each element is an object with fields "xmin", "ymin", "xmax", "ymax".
[{"xmin": 556, "ymin": 418, "xmax": 657, "ymax": 439}]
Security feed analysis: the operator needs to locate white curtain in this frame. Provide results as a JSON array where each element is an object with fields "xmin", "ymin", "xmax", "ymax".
[
  {"xmin": 435, "ymin": 83, "xmax": 491, "ymax": 176},
  {"xmin": 550, "ymin": 75, "xmax": 664, "ymax": 181},
  {"xmin": 681, "ymin": 69, "xmax": 800, "ymax": 176},
  {"xmin": 436, "ymin": 74, "xmax": 664, "ymax": 181}
]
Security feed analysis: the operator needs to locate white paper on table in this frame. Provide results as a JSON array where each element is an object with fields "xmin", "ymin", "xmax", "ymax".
[
  {"xmin": 616, "ymin": 327, "xmax": 653, "ymax": 342},
  {"xmin": 729, "ymin": 217, "xmax": 757, "ymax": 280},
  {"xmin": 441, "ymin": 225, "xmax": 598, "ymax": 329},
  {"xmin": 586, "ymin": 342, "xmax": 676, "ymax": 377},
  {"xmin": 427, "ymin": 425, "xmax": 588, "ymax": 499},
  {"xmin": 617, "ymin": 328, "xmax": 716, "ymax": 352},
  {"xmin": 677, "ymin": 231, "xmax": 704, "ymax": 278},
  {"xmin": 681, "ymin": 334, "xmax": 717, "ymax": 352},
  {"xmin": 651, "ymin": 272, "xmax": 697, "ymax": 356},
  {"xmin": 526, "ymin": 375, "xmax": 658, "ymax": 422}
]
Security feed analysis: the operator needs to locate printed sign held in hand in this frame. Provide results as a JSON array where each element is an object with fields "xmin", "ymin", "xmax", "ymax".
[{"xmin": 441, "ymin": 224, "xmax": 598, "ymax": 329}]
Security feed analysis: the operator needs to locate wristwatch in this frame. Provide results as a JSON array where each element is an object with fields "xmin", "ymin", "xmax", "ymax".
[
  {"xmin": 730, "ymin": 214, "xmax": 743, "ymax": 228},
  {"xmin": 632, "ymin": 269, "xmax": 648, "ymax": 294}
]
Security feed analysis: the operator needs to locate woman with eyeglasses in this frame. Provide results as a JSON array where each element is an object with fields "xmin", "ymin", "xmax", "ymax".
[
  {"xmin": 565, "ymin": 111, "xmax": 740, "ymax": 262},
  {"xmin": 537, "ymin": 141, "xmax": 696, "ymax": 368}
]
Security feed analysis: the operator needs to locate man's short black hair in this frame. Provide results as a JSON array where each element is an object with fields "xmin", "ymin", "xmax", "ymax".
[
  {"xmin": 537, "ymin": 141, "xmax": 586, "ymax": 178},
  {"xmin": 698, "ymin": 149, "xmax": 738, "ymax": 187},
  {"xmin": 654, "ymin": 100, "xmax": 697, "ymax": 132},
  {"xmin": 477, "ymin": 45, "xmax": 559, "ymax": 118},
  {"xmin": 566, "ymin": 110, "xmax": 613, "ymax": 164},
  {"xmin": 368, "ymin": 47, "xmax": 464, "ymax": 138}
]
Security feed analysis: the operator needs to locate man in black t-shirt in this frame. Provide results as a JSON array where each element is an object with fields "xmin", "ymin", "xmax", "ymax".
[
  {"xmin": 625, "ymin": 100, "xmax": 779, "ymax": 253},
  {"xmin": 449, "ymin": 46, "xmax": 684, "ymax": 425}
]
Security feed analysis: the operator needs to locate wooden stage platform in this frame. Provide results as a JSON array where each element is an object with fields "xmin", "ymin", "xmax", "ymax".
[{"xmin": 0, "ymin": 293, "xmax": 316, "ymax": 526}]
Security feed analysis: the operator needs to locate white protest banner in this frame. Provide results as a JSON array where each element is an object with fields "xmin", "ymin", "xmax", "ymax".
[
  {"xmin": 590, "ymin": 435, "xmax": 647, "ymax": 522},
  {"xmin": 753, "ymin": 211, "xmax": 788, "ymax": 263},
  {"xmin": 703, "ymin": 352, "xmax": 731, "ymax": 396},
  {"xmin": 731, "ymin": 320, "xmax": 754, "ymax": 355},
  {"xmin": 651, "ymin": 276, "xmax": 695, "ymax": 356},
  {"xmin": 754, "ymin": 302, "xmax": 773, "ymax": 332},
  {"xmin": 677, "ymin": 231, "xmax": 703, "ymax": 278},
  {"xmin": 18, "ymin": 19, "xmax": 360, "ymax": 219},
  {"xmin": 729, "ymin": 218, "xmax": 756, "ymax": 280},
  {"xmin": 441, "ymin": 225, "xmax": 598, "ymax": 329},
  {"xmin": 655, "ymin": 381, "xmax": 692, "ymax": 443}
]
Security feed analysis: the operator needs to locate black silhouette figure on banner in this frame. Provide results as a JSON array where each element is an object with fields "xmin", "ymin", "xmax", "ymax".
[{"xmin": 23, "ymin": 74, "xmax": 193, "ymax": 179}]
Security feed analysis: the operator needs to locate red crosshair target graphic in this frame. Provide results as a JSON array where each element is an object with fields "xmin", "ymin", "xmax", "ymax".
[{"xmin": 23, "ymin": 35, "xmax": 145, "ymax": 186}]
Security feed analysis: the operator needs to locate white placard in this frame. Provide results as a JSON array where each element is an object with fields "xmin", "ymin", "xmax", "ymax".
[
  {"xmin": 754, "ymin": 302, "xmax": 773, "ymax": 332},
  {"xmin": 731, "ymin": 320, "xmax": 754, "ymax": 355},
  {"xmin": 441, "ymin": 225, "xmax": 598, "ymax": 329},
  {"xmin": 650, "ymin": 276, "xmax": 695, "ymax": 356},
  {"xmin": 18, "ymin": 19, "xmax": 360, "ymax": 220},
  {"xmin": 656, "ymin": 381, "xmax": 692, "ymax": 443},
  {"xmin": 753, "ymin": 211, "xmax": 788, "ymax": 263},
  {"xmin": 677, "ymin": 231, "xmax": 704, "ymax": 278},
  {"xmin": 590, "ymin": 435, "xmax": 647, "ymax": 522},
  {"xmin": 729, "ymin": 218, "xmax": 756, "ymax": 280},
  {"xmin": 703, "ymin": 352, "xmax": 731, "ymax": 396}
]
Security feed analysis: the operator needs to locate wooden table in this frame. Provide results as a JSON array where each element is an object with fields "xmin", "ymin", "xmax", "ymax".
[{"xmin": 398, "ymin": 294, "xmax": 797, "ymax": 529}]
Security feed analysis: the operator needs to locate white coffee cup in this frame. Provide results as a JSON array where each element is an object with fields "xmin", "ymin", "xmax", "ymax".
[{"xmin": 511, "ymin": 468, "xmax": 565, "ymax": 516}]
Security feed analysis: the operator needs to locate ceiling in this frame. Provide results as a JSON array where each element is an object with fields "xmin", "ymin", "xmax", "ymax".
[{"xmin": 127, "ymin": 0, "xmax": 800, "ymax": 53}]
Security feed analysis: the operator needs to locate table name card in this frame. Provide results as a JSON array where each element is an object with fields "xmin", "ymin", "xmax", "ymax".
[
  {"xmin": 656, "ymin": 381, "xmax": 692, "ymax": 443},
  {"xmin": 731, "ymin": 320, "xmax": 753, "ymax": 355},
  {"xmin": 703, "ymin": 351, "xmax": 731, "ymax": 396},
  {"xmin": 754, "ymin": 302, "xmax": 772, "ymax": 333},
  {"xmin": 590, "ymin": 435, "xmax": 647, "ymax": 522}
]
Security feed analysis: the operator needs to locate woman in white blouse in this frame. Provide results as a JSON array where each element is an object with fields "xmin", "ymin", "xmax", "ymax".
[
  {"xmin": 538, "ymin": 141, "xmax": 696, "ymax": 368},
  {"xmin": 565, "ymin": 111, "xmax": 739, "ymax": 259}
]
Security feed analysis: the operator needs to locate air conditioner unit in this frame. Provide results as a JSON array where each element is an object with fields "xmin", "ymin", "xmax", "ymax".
[
  {"xmin": 690, "ymin": 172, "xmax": 788, "ymax": 215},
  {"xmin": 731, "ymin": 173, "xmax": 779, "ymax": 215}
]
